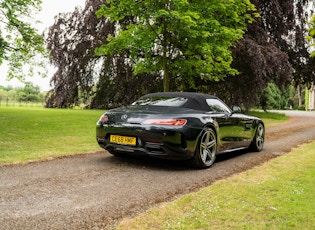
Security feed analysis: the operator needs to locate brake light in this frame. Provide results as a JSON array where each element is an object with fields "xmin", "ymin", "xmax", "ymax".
[
  {"xmin": 144, "ymin": 119, "xmax": 187, "ymax": 126},
  {"xmin": 100, "ymin": 115, "xmax": 108, "ymax": 122}
]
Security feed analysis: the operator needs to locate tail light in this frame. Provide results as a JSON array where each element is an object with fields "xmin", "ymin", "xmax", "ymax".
[
  {"xmin": 99, "ymin": 114, "xmax": 108, "ymax": 123},
  {"xmin": 143, "ymin": 119, "xmax": 187, "ymax": 126}
]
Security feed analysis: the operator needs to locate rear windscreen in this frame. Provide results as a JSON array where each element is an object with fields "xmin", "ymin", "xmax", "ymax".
[{"xmin": 132, "ymin": 96, "xmax": 188, "ymax": 107}]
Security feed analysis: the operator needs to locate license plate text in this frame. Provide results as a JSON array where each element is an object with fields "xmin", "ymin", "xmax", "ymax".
[{"xmin": 110, "ymin": 135, "xmax": 137, "ymax": 146}]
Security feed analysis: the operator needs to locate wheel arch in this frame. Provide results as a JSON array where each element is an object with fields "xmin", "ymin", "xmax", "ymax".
[
  {"xmin": 193, "ymin": 121, "xmax": 220, "ymax": 153},
  {"xmin": 190, "ymin": 124, "xmax": 218, "ymax": 169}
]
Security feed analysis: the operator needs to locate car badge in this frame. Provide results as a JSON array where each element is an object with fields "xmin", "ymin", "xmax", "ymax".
[{"xmin": 121, "ymin": 114, "xmax": 128, "ymax": 120}]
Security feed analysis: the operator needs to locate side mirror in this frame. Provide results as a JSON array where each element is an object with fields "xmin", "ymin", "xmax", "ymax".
[{"xmin": 232, "ymin": 106, "xmax": 242, "ymax": 113}]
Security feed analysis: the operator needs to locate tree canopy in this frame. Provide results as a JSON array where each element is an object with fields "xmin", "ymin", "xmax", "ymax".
[
  {"xmin": 95, "ymin": 0, "xmax": 257, "ymax": 92},
  {"xmin": 0, "ymin": 0, "xmax": 46, "ymax": 80},
  {"xmin": 45, "ymin": 0, "xmax": 315, "ymax": 109},
  {"xmin": 207, "ymin": 0, "xmax": 315, "ymax": 108},
  {"xmin": 308, "ymin": 14, "xmax": 315, "ymax": 57}
]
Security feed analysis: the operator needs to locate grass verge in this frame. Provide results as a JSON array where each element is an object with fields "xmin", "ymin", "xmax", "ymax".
[
  {"xmin": 0, "ymin": 107, "xmax": 103, "ymax": 164},
  {"xmin": 116, "ymin": 141, "xmax": 315, "ymax": 229},
  {"xmin": 247, "ymin": 110, "xmax": 289, "ymax": 126}
]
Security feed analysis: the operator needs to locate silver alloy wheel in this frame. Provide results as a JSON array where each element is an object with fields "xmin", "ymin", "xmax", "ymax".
[
  {"xmin": 255, "ymin": 123, "xmax": 264, "ymax": 151},
  {"xmin": 199, "ymin": 129, "xmax": 217, "ymax": 167}
]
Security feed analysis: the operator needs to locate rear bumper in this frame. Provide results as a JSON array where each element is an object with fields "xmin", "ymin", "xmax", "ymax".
[
  {"xmin": 98, "ymin": 141, "xmax": 194, "ymax": 160},
  {"xmin": 96, "ymin": 124, "xmax": 199, "ymax": 160}
]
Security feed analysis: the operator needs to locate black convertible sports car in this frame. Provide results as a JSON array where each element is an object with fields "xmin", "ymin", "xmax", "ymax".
[{"xmin": 96, "ymin": 92, "xmax": 265, "ymax": 168}]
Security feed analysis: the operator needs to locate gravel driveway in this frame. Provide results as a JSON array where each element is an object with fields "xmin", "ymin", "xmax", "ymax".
[{"xmin": 1, "ymin": 111, "xmax": 315, "ymax": 230}]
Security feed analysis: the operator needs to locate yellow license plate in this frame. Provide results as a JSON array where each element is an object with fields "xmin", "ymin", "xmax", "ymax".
[{"xmin": 110, "ymin": 135, "xmax": 137, "ymax": 146}]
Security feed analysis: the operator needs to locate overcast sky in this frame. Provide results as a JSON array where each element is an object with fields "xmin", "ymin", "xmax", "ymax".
[{"xmin": 0, "ymin": 0, "xmax": 86, "ymax": 91}]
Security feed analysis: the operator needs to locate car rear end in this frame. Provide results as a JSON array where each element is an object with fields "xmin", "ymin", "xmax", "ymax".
[{"xmin": 96, "ymin": 106, "xmax": 200, "ymax": 160}]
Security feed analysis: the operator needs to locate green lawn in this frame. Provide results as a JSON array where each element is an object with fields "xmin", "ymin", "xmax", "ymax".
[
  {"xmin": 246, "ymin": 110, "xmax": 289, "ymax": 126},
  {"xmin": 0, "ymin": 107, "xmax": 104, "ymax": 164},
  {"xmin": 116, "ymin": 141, "xmax": 315, "ymax": 230}
]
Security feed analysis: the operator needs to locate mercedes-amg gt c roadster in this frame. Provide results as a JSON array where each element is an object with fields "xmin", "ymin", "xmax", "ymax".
[{"xmin": 96, "ymin": 92, "xmax": 265, "ymax": 168}]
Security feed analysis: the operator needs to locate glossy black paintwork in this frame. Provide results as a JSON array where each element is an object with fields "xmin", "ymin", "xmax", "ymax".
[{"xmin": 96, "ymin": 92, "xmax": 263, "ymax": 160}]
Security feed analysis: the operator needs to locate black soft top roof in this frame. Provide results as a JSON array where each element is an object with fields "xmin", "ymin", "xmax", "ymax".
[{"xmin": 141, "ymin": 92, "xmax": 218, "ymax": 111}]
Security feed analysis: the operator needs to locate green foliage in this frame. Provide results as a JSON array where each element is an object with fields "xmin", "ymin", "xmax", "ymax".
[
  {"xmin": 307, "ymin": 14, "xmax": 315, "ymax": 58},
  {"xmin": 297, "ymin": 105, "xmax": 306, "ymax": 111},
  {"xmin": 0, "ymin": 85, "xmax": 13, "ymax": 91},
  {"xmin": 0, "ymin": 0, "xmax": 47, "ymax": 80},
  {"xmin": 95, "ymin": 0, "xmax": 257, "ymax": 91},
  {"xmin": 45, "ymin": 0, "xmax": 313, "ymax": 109},
  {"xmin": 0, "ymin": 83, "xmax": 45, "ymax": 104},
  {"xmin": 15, "ymin": 82, "xmax": 43, "ymax": 103},
  {"xmin": 305, "ymin": 87, "xmax": 309, "ymax": 110},
  {"xmin": 0, "ymin": 86, "xmax": 17, "ymax": 103},
  {"xmin": 260, "ymin": 82, "xmax": 298, "ymax": 110}
]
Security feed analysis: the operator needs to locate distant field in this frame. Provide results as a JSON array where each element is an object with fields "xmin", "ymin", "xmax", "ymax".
[
  {"xmin": 0, "ymin": 107, "xmax": 104, "ymax": 164},
  {"xmin": 0, "ymin": 107, "xmax": 287, "ymax": 164},
  {"xmin": 0, "ymin": 101, "xmax": 44, "ymax": 108}
]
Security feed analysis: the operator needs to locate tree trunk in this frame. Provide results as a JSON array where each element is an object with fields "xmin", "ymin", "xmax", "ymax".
[
  {"xmin": 163, "ymin": 51, "xmax": 169, "ymax": 92},
  {"xmin": 162, "ymin": 14, "xmax": 169, "ymax": 92}
]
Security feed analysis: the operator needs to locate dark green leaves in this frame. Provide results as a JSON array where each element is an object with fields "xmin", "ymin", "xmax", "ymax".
[
  {"xmin": 95, "ymin": 0, "xmax": 257, "ymax": 91},
  {"xmin": 307, "ymin": 14, "xmax": 315, "ymax": 58}
]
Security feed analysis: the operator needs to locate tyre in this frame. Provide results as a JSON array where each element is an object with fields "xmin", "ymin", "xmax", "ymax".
[
  {"xmin": 250, "ymin": 123, "xmax": 265, "ymax": 152},
  {"xmin": 191, "ymin": 128, "xmax": 217, "ymax": 169}
]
